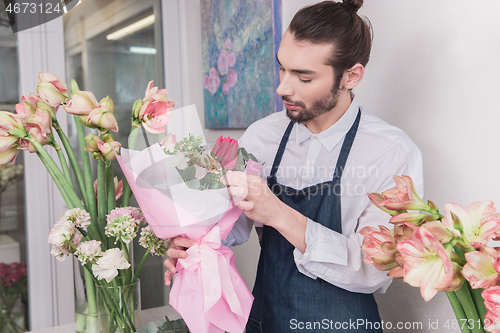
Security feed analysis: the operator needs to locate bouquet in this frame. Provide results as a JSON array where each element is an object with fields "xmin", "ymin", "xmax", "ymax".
[
  {"xmin": 0, "ymin": 262, "xmax": 27, "ymax": 333},
  {"xmin": 361, "ymin": 175, "xmax": 500, "ymax": 333},
  {"xmin": 117, "ymin": 123, "xmax": 261, "ymax": 333},
  {"xmin": 0, "ymin": 72, "xmax": 175, "ymax": 333}
]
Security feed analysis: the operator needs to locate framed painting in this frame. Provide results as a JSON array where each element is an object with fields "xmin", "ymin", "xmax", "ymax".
[{"xmin": 201, "ymin": 0, "xmax": 282, "ymax": 129}]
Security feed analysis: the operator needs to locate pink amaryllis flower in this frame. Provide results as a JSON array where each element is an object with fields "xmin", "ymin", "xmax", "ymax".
[
  {"xmin": 397, "ymin": 227, "xmax": 464, "ymax": 301},
  {"xmin": 138, "ymin": 99, "xmax": 175, "ymax": 134},
  {"xmin": 36, "ymin": 72, "xmax": 68, "ymax": 107},
  {"xmin": 442, "ymin": 201, "xmax": 500, "ymax": 249},
  {"xmin": 367, "ymin": 192, "xmax": 399, "ymax": 216},
  {"xmin": 482, "ymin": 286, "xmax": 500, "ymax": 333},
  {"xmin": 378, "ymin": 175, "xmax": 429, "ymax": 212},
  {"xmin": 143, "ymin": 80, "xmax": 168, "ymax": 102},
  {"xmin": 63, "ymin": 91, "xmax": 99, "ymax": 115},
  {"xmin": 94, "ymin": 177, "xmax": 123, "ymax": 200},
  {"xmin": 360, "ymin": 225, "xmax": 398, "ymax": 271},
  {"xmin": 87, "ymin": 106, "xmax": 119, "ymax": 132},
  {"xmin": 462, "ymin": 246, "xmax": 500, "ymax": 289},
  {"xmin": 15, "ymin": 93, "xmax": 41, "ymax": 117},
  {"xmin": 212, "ymin": 135, "xmax": 238, "ymax": 169}
]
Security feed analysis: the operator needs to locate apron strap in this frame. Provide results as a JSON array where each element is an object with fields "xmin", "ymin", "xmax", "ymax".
[
  {"xmin": 270, "ymin": 121, "xmax": 294, "ymax": 177},
  {"xmin": 333, "ymin": 109, "xmax": 362, "ymax": 181}
]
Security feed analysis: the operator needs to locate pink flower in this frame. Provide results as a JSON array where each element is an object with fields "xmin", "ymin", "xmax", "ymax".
[
  {"xmin": 222, "ymin": 82, "xmax": 230, "ymax": 95},
  {"xmin": 217, "ymin": 50, "xmax": 229, "ymax": 75},
  {"xmin": 367, "ymin": 192, "xmax": 399, "ymax": 216},
  {"xmin": 16, "ymin": 93, "xmax": 41, "ymax": 117},
  {"xmin": 379, "ymin": 175, "xmax": 429, "ymax": 211},
  {"xmin": 94, "ymin": 177, "xmax": 123, "ymax": 200},
  {"xmin": 442, "ymin": 201, "xmax": 500, "ymax": 249},
  {"xmin": 138, "ymin": 99, "xmax": 174, "ymax": 134},
  {"xmin": 0, "ymin": 111, "xmax": 26, "ymax": 137},
  {"xmin": 228, "ymin": 52, "xmax": 236, "ymax": 67},
  {"xmin": 227, "ymin": 69, "xmax": 238, "ymax": 87},
  {"xmin": 482, "ymin": 286, "xmax": 500, "ymax": 333},
  {"xmin": 36, "ymin": 72, "xmax": 68, "ymax": 107},
  {"xmin": 224, "ymin": 38, "xmax": 232, "ymax": 50},
  {"xmin": 204, "ymin": 68, "xmax": 221, "ymax": 95},
  {"xmin": 63, "ymin": 91, "xmax": 99, "ymax": 115},
  {"xmin": 87, "ymin": 107, "xmax": 119, "ymax": 132},
  {"xmin": 97, "ymin": 140, "xmax": 122, "ymax": 161},
  {"xmin": 143, "ymin": 81, "xmax": 169, "ymax": 102},
  {"xmin": 212, "ymin": 135, "xmax": 238, "ymax": 169},
  {"xmin": 462, "ymin": 246, "xmax": 500, "ymax": 289},
  {"xmin": 397, "ymin": 227, "xmax": 464, "ymax": 301},
  {"xmin": 160, "ymin": 133, "xmax": 177, "ymax": 152},
  {"xmin": 360, "ymin": 225, "xmax": 398, "ymax": 271}
]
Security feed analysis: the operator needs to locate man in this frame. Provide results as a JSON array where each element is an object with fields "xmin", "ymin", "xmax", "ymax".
[{"xmin": 165, "ymin": 1, "xmax": 423, "ymax": 332}]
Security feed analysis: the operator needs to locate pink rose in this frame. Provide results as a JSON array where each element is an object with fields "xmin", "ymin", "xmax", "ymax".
[
  {"xmin": 228, "ymin": 52, "xmax": 236, "ymax": 67},
  {"xmin": 227, "ymin": 70, "xmax": 238, "ymax": 87},
  {"xmin": 222, "ymin": 82, "xmax": 230, "ymax": 95},
  {"xmin": 212, "ymin": 135, "xmax": 238, "ymax": 169}
]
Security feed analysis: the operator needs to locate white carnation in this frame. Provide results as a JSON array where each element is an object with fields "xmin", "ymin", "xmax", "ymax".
[
  {"xmin": 92, "ymin": 248, "xmax": 130, "ymax": 283},
  {"xmin": 48, "ymin": 219, "xmax": 75, "ymax": 246}
]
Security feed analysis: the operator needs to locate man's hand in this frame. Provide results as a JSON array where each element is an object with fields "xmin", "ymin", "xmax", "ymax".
[{"xmin": 163, "ymin": 236, "xmax": 197, "ymax": 286}]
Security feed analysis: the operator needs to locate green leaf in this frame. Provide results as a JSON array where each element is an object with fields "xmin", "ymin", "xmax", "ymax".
[
  {"xmin": 139, "ymin": 321, "xmax": 158, "ymax": 333},
  {"xmin": 186, "ymin": 178, "xmax": 200, "ymax": 189},
  {"xmin": 181, "ymin": 166, "xmax": 196, "ymax": 180}
]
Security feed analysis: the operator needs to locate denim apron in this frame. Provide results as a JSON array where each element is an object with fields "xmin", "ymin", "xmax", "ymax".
[{"xmin": 246, "ymin": 110, "xmax": 382, "ymax": 333}]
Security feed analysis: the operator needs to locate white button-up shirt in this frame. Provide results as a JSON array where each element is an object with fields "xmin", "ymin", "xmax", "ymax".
[{"xmin": 224, "ymin": 98, "xmax": 424, "ymax": 294}]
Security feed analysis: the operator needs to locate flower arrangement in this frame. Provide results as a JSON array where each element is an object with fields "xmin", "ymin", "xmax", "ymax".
[
  {"xmin": 0, "ymin": 262, "xmax": 27, "ymax": 333},
  {"xmin": 0, "ymin": 71, "xmax": 177, "ymax": 333},
  {"xmin": 361, "ymin": 175, "xmax": 500, "ymax": 333},
  {"xmin": 204, "ymin": 38, "xmax": 238, "ymax": 95}
]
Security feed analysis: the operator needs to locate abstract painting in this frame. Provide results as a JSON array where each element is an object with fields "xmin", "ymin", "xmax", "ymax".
[{"xmin": 201, "ymin": 0, "xmax": 282, "ymax": 129}]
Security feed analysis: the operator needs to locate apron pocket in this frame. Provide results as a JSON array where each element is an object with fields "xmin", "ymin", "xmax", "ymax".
[{"xmin": 247, "ymin": 317, "xmax": 263, "ymax": 333}]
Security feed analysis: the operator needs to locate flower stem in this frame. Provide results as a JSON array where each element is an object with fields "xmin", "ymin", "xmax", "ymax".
[
  {"xmin": 97, "ymin": 159, "xmax": 107, "ymax": 245},
  {"xmin": 121, "ymin": 126, "xmax": 139, "ymax": 207},
  {"xmin": 455, "ymin": 283, "xmax": 484, "ymax": 333},
  {"xmin": 54, "ymin": 120, "xmax": 88, "ymax": 207},
  {"xmin": 131, "ymin": 250, "xmax": 149, "ymax": 285},
  {"xmin": 54, "ymin": 144, "xmax": 73, "ymax": 187},
  {"xmin": 446, "ymin": 291, "xmax": 472, "ymax": 333},
  {"xmin": 106, "ymin": 164, "xmax": 116, "ymax": 213},
  {"xmin": 74, "ymin": 115, "xmax": 99, "ymax": 240},
  {"xmin": 33, "ymin": 140, "xmax": 83, "ymax": 209}
]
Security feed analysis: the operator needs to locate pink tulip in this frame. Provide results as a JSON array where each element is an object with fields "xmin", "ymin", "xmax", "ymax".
[
  {"xmin": 64, "ymin": 91, "xmax": 99, "ymax": 115},
  {"xmin": 482, "ymin": 286, "xmax": 500, "ymax": 333},
  {"xmin": 462, "ymin": 247, "xmax": 500, "ymax": 289},
  {"xmin": 379, "ymin": 175, "xmax": 429, "ymax": 211},
  {"xmin": 160, "ymin": 133, "xmax": 177, "ymax": 152},
  {"xmin": 138, "ymin": 99, "xmax": 174, "ymax": 134},
  {"xmin": 36, "ymin": 72, "xmax": 68, "ymax": 107},
  {"xmin": 442, "ymin": 201, "xmax": 500, "ymax": 249},
  {"xmin": 212, "ymin": 135, "xmax": 238, "ymax": 169},
  {"xmin": 143, "ymin": 81, "xmax": 168, "ymax": 102},
  {"xmin": 397, "ymin": 227, "xmax": 464, "ymax": 301},
  {"xmin": 227, "ymin": 69, "xmax": 238, "ymax": 87},
  {"xmin": 217, "ymin": 50, "xmax": 229, "ymax": 75},
  {"xmin": 87, "ymin": 107, "xmax": 119, "ymax": 132},
  {"xmin": 360, "ymin": 225, "xmax": 398, "ymax": 271},
  {"xmin": 97, "ymin": 140, "xmax": 121, "ymax": 161}
]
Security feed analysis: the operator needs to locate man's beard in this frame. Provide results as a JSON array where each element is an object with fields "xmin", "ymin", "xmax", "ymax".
[{"xmin": 285, "ymin": 82, "xmax": 341, "ymax": 124}]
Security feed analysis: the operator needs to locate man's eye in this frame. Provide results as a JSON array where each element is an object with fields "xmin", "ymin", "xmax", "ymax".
[
  {"xmin": 279, "ymin": 67, "xmax": 285, "ymax": 71},
  {"xmin": 300, "ymin": 79, "xmax": 311, "ymax": 83}
]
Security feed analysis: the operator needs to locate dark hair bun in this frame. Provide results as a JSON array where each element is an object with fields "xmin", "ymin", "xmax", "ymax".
[{"xmin": 342, "ymin": 0, "xmax": 363, "ymax": 12}]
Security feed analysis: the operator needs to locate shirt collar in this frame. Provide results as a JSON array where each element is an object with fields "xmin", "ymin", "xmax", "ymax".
[{"xmin": 294, "ymin": 97, "xmax": 360, "ymax": 152}]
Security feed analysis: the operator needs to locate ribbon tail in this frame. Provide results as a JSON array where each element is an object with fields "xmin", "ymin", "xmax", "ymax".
[
  {"xmin": 201, "ymin": 246, "xmax": 221, "ymax": 313},
  {"xmin": 218, "ymin": 253, "xmax": 243, "ymax": 317}
]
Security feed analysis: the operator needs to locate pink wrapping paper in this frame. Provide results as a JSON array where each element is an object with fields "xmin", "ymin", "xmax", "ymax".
[{"xmin": 116, "ymin": 145, "xmax": 261, "ymax": 333}]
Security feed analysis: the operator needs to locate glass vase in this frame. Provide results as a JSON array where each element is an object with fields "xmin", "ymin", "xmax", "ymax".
[
  {"xmin": 95, "ymin": 279, "xmax": 141, "ymax": 333},
  {"xmin": 74, "ymin": 260, "xmax": 98, "ymax": 333}
]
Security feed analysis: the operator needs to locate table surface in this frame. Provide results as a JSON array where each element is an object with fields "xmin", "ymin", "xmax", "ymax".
[{"xmin": 28, "ymin": 305, "xmax": 181, "ymax": 333}]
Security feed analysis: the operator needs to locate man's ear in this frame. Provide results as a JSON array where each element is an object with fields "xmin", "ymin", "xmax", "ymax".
[{"xmin": 341, "ymin": 63, "xmax": 365, "ymax": 90}]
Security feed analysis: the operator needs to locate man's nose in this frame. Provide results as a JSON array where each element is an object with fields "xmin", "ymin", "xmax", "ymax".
[{"xmin": 276, "ymin": 75, "xmax": 293, "ymax": 97}]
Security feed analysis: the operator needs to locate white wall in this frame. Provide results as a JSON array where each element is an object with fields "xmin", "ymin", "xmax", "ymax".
[{"xmin": 180, "ymin": 1, "xmax": 500, "ymax": 332}]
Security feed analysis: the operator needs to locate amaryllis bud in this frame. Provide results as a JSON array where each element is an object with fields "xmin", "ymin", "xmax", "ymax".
[
  {"xmin": 0, "ymin": 142, "xmax": 20, "ymax": 168},
  {"xmin": 36, "ymin": 101, "xmax": 57, "ymax": 120},
  {"xmin": 63, "ymin": 91, "xmax": 99, "ymax": 116},
  {"xmin": 87, "ymin": 107, "xmax": 119, "ymax": 132},
  {"xmin": 15, "ymin": 93, "xmax": 40, "ymax": 117},
  {"xmin": 0, "ymin": 112, "xmax": 27, "ymax": 138},
  {"xmin": 99, "ymin": 96, "xmax": 114, "ymax": 113},
  {"xmin": 84, "ymin": 133, "xmax": 102, "ymax": 153},
  {"xmin": 102, "ymin": 133, "xmax": 114, "ymax": 143},
  {"xmin": 132, "ymin": 99, "xmax": 143, "ymax": 120},
  {"xmin": 98, "ymin": 141, "xmax": 121, "ymax": 161},
  {"xmin": 36, "ymin": 72, "xmax": 69, "ymax": 107},
  {"xmin": 91, "ymin": 151, "xmax": 103, "ymax": 160},
  {"xmin": 70, "ymin": 79, "xmax": 80, "ymax": 95}
]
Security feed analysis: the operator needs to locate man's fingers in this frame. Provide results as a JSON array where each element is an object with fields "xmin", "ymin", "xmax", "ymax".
[
  {"xmin": 221, "ymin": 171, "xmax": 249, "ymax": 187},
  {"xmin": 172, "ymin": 236, "xmax": 197, "ymax": 249},
  {"xmin": 166, "ymin": 247, "xmax": 188, "ymax": 259},
  {"xmin": 238, "ymin": 199, "xmax": 255, "ymax": 211},
  {"xmin": 228, "ymin": 185, "xmax": 249, "ymax": 199}
]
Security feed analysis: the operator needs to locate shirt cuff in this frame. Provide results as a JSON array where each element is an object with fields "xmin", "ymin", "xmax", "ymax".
[{"xmin": 293, "ymin": 218, "xmax": 348, "ymax": 277}]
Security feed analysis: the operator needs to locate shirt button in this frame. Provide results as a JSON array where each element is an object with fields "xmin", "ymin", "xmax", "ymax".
[{"xmin": 311, "ymin": 135, "xmax": 317, "ymax": 140}]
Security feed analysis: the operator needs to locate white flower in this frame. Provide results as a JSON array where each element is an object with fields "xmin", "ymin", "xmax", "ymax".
[
  {"xmin": 51, "ymin": 244, "xmax": 71, "ymax": 262},
  {"xmin": 92, "ymin": 248, "xmax": 130, "ymax": 283},
  {"xmin": 139, "ymin": 226, "xmax": 171, "ymax": 256},
  {"xmin": 169, "ymin": 152, "xmax": 188, "ymax": 170},
  {"xmin": 75, "ymin": 240, "xmax": 102, "ymax": 264},
  {"xmin": 63, "ymin": 208, "xmax": 91, "ymax": 231},
  {"xmin": 48, "ymin": 219, "xmax": 76, "ymax": 246}
]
